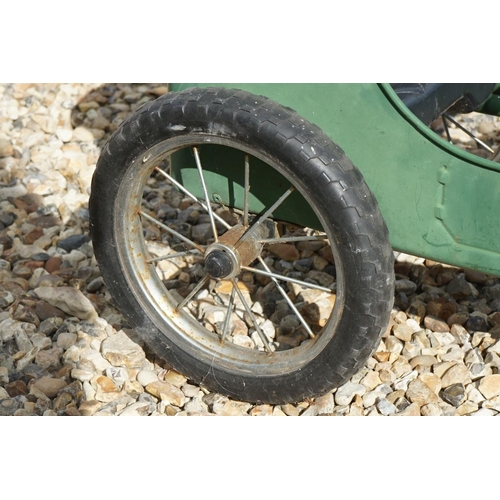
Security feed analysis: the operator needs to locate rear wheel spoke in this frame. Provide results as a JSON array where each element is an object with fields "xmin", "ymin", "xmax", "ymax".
[
  {"xmin": 241, "ymin": 265, "xmax": 335, "ymax": 293},
  {"xmin": 193, "ymin": 147, "xmax": 219, "ymax": 242},
  {"xmin": 257, "ymin": 256, "xmax": 315, "ymax": 339},
  {"xmin": 146, "ymin": 249, "xmax": 201, "ymax": 263},
  {"xmin": 259, "ymin": 235, "xmax": 327, "ymax": 245},
  {"xmin": 243, "ymin": 153, "xmax": 250, "ymax": 227},
  {"xmin": 176, "ymin": 275, "xmax": 209, "ymax": 311},
  {"xmin": 220, "ymin": 285, "xmax": 236, "ymax": 343},
  {"xmin": 154, "ymin": 166, "xmax": 232, "ymax": 230},
  {"xmin": 140, "ymin": 211, "xmax": 205, "ymax": 252},
  {"xmin": 239, "ymin": 186, "xmax": 294, "ymax": 243},
  {"xmin": 443, "ymin": 113, "xmax": 495, "ymax": 154},
  {"xmin": 231, "ymin": 279, "xmax": 273, "ymax": 352}
]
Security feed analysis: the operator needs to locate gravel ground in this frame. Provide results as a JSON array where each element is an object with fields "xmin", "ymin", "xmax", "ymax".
[{"xmin": 2, "ymin": 83, "xmax": 500, "ymax": 416}]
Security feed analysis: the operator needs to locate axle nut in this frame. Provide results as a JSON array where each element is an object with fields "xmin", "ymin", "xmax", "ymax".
[{"xmin": 204, "ymin": 250, "xmax": 233, "ymax": 279}]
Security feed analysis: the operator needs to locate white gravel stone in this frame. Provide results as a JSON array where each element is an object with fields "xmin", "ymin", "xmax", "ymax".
[
  {"xmin": 406, "ymin": 379, "xmax": 438, "ymax": 405},
  {"xmin": 62, "ymin": 345, "xmax": 82, "ymax": 365},
  {"xmin": 420, "ymin": 403, "xmax": 442, "ymax": 416},
  {"xmin": 137, "ymin": 369, "xmax": 159, "ymax": 387},
  {"xmin": 433, "ymin": 331, "xmax": 457, "ymax": 346},
  {"xmin": 56, "ymin": 332, "xmax": 78, "ymax": 350},
  {"xmin": 78, "ymin": 348, "xmax": 112, "ymax": 372},
  {"xmin": 101, "ymin": 331, "xmax": 146, "ymax": 368},
  {"xmin": 464, "ymin": 348, "xmax": 483, "ymax": 366},
  {"xmin": 450, "ymin": 324, "xmax": 470, "ymax": 345},
  {"xmin": 56, "ymin": 129, "xmax": 73, "ymax": 142},
  {"xmin": 402, "ymin": 342, "xmax": 421, "ymax": 359},
  {"xmin": 145, "ymin": 380, "xmax": 185, "ymax": 407},
  {"xmin": 213, "ymin": 398, "xmax": 251, "ymax": 416},
  {"xmin": 335, "ymin": 382, "xmax": 366, "ymax": 406},
  {"xmin": 406, "ymin": 318, "xmax": 422, "ymax": 333},
  {"xmin": 106, "ymin": 366, "xmax": 129, "ymax": 386},
  {"xmin": 83, "ymin": 380, "xmax": 96, "ymax": 400},
  {"xmin": 0, "ymin": 182, "xmax": 27, "ymax": 200},
  {"xmin": 393, "ymin": 324, "xmax": 413, "ymax": 342},
  {"xmin": 441, "ymin": 345, "xmax": 465, "ymax": 362},
  {"xmin": 360, "ymin": 371, "xmax": 382, "ymax": 390},
  {"xmin": 391, "ymin": 357, "xmax": 413, "ymax": 378},
  {"xmin": 409, "ymin": 355, "xmax": 437, "ymax": 368},
  {"xmin": 184, "ymin": 398, "xmax": 209, "ymax": 414},
  {"xmin": 470, "ymin": 363, "xmax": 493, "ymax": 381},
  {"xmin": 441, "ymin": 363, "xmax": 472, "ymax": 388},
  {"xmin": 486, "ymin": 341, "xmax": 500, "ymax": 356},
  {"xmin": 182, "ymin": 383, "xmax": 203, "ymax": 399},
  {"xmin": 362, "ymin": 384, "xmax": 392, "ymax": 407},
  {"xmin": 71, "ymin": 369, "xmax": 94, "ymax": 382},
  {"xmin": 466, "ymin": 386, "xmax": 485, "ymax": 405},
  {"xmin": 15, "ymin": 329, "xmax": 33, "ymax": 352},
  {"xmin": 34, "ymin": 286, "xmax": 98, "ymax": 321},
  {"xmin": 385, "ymin": 336, "xmax": 404, "ymax": 354},
  {"xmin": 0, "ymin": 367, "xmax": 8, "ymax": 384},
  {"xmin": 470, "ymin": 408, "xmax": 497, "ymax": 416},
  {"xmin": 478, "ymin": 375, "xmax": 500, "ymax": 399},
  {"xmin": 377, "ymin": 398, "xmax": 397, "ymax": 415},
  {"xmin": 484, "ymin": 351, "xmax": 500, "ymax": 368},
  {"xmin": 118, "ymin": 402, "xmax": 151, "ymax": 416},
  {"xmin": 0, "ymin": 319, "xmax": 36, "ymax": 342}
]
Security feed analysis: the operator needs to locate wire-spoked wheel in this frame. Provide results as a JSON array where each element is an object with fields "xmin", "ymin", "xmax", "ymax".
[{"xmin": 89, "ymin": 87, "xmax": 394, "ymax": 404}]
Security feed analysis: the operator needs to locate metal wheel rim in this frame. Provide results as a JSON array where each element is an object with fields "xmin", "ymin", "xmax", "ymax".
[{"xmin": 114, "ymin": 134, "xmax": 345, "ymax": 376}]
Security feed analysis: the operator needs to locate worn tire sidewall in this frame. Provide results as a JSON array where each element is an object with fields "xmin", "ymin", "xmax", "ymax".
[{"xmin": 90, "ymin": 88, "xmax": 393, "ymax": 402}]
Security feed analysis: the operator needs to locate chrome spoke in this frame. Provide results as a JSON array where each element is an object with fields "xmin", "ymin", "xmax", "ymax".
[
  {"xmin": 231, "ymin": 279, "xmax": 273, "ymax": 352},
  {"xmin": 140, "ymin": 211, "xmax": 205, "ymax": 252},
  {"xmin": 154, "ymin": 166, "xmax": 231, "ymax": 230},
  {"xmin": 243, "ymin": 153, "xmax": 250, "ymax": 228},
  {"xmin": 193, "ymin": 147, "xmax": 219, "ymax": 242},
  {"xmin": 220, "ymin": 285, "xmax": 236, "ymax": 343},
  {"xmin": 146, "ymin": 249, "xmax": 201, "ymax": 263},
  {"xmin": 443, "ymin": 113, "xmax": 495, "ymax": 154},
  {"xmin": 442, "ymin": 114, "xmax": 452, "ymax": 143},
  {"xmin": 257, "ymin": 257, "xmax": 315, "ymax": 339},
  {"xmin": 259, "ymin": 235, "xmax": 328, "ymax": 245},
  {"xmin": 239, "ymin": 186, "xmax": 295, "ymax": 243},
  {"xmin": 176, "ymin": 275, "xmax": 209, "ymax": 311},
  {"xmin": 241, "ymin": 265, "xmax": 334, "ymax": 293}
]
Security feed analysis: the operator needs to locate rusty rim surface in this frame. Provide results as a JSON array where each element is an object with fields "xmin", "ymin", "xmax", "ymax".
[{"xmin": 114, "ymin": 135, "xmax": 344, "ymax": 375}]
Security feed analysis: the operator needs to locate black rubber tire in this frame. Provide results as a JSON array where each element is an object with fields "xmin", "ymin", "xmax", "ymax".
[{"xmin": 89, "ymin": 87, "xmax": 394, "ymax": 404}]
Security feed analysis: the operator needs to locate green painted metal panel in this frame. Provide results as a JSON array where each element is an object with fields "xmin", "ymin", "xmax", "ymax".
[
  {"xmin": 171, "ymin": 145, "xmax": 322, "ymax": 229},
  {"xmin": 169, "ymin": 83, "xmax": 500, "ymax": 276},
  {"xmin": 479, "ymin": 94, "xmax": 500, "ymax": 116}
]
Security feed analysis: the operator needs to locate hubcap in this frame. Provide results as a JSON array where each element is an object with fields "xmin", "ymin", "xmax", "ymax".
[{"xmin": 204, "ymin": 249, "xmax": 234, "ymax": 279}]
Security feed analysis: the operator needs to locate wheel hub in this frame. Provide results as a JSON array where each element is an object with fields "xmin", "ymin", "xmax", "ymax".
[
  {"xmin": 203, "ymin": 221, "xmax": 275, "ymax": 280},
  {"xmin": 204, "ymin": 242, "xmax": 241, "ymax": 280},
  {"xmin": 204, "ymin": 249, "xmax": 234, "ymax": 279}
]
